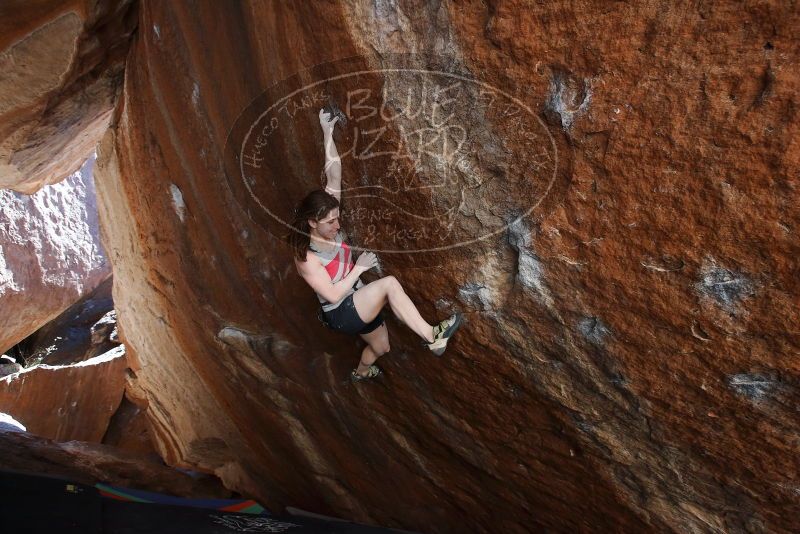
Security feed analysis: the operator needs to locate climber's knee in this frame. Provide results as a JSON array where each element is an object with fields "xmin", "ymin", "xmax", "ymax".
[
  {"xmin": 372, "ymin": 340, "xmax": 390, "ymax": 356},
  {"xmin": 383, "ymin": 275, "xmax": 402, "ymax": 294}
]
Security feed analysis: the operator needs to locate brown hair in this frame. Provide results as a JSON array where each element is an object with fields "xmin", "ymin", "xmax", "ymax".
[{"xmin": 287, "ymin": 189, "xmax": 340, "ymax": 261}]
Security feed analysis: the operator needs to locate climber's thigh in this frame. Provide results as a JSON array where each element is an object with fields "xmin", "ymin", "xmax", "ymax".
[{"xmin": 352, "ymin": 278, "xmax": 392, "ymax": 323}]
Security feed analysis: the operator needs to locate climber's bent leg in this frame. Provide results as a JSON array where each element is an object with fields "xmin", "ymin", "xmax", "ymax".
[
  {"xmin": 353, "ymin": 276, "xmax": 435, "ymax": 343},
  {"xmin": 355, "ymin": 323, "xmax": 390, "ymax": 376}
]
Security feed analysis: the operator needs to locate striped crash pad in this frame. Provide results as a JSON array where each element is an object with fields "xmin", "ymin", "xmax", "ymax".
[
  {"xmin": 0, "ymin": 470, "xmax": 413, "ymax": 533},
  {"xmin": 95, "ymin": 483, "xmax": 267, "ymax": 514}
]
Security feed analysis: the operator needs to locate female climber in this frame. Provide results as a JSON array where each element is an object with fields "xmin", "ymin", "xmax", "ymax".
[{"xmin": 288, "ymin": 109, "xmax": 462, "ymax": 382}]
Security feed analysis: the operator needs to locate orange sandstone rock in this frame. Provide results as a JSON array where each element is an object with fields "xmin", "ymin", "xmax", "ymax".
[
  {"xmin": 0, "ymin": 426, "xmax": 230, "ymax": 498},
  {"xmin": 0, "ymin": 158, "xmax": 111, "ymax": 360},
  {"xmin": 0, "ymin": 345, "xmax": 126, "ymax": 442},
  {"xmin": 89, "ymin": 1, "xmax": 800, "ymax": 532},
  {"xmin": 102, "ymin": 396, "xmax": 159, "ymax": 459},
  {"xmin": 0, "ymin": 156, "xmax": 110, "ymax": 356},
  {"xmin": 0, "ymin": 0, "xmax": 137, "ymax": 193}
]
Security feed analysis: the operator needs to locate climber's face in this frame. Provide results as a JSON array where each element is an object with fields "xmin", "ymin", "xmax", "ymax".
[{"xmin": 310, "ymin": 208, "xmax": 340, "ymax": 240}]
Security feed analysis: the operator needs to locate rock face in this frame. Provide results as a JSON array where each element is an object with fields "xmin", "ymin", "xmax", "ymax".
[
  {"xmin": 101, "ymin": 396, "xmax": 159, "ymax": 458},
  {"xmin": 0, "ymin": 274, "xmax": 153, "ymax": 455},
  {"xmin": 92, "ymin": 1, "xmax": 798, "ymax": 533},
  {"xmin": 0, "ymin": 345, "xmax": 127, "ymax": 442},
  {"xmin": 0, "ymin": 155, "xmax": 110, "ymax": 356},
  {"xmin": 0, "ymin": 357, "xmax": 22, "ymax": 378},
  {"xmin": 19, "ymin": 276, "xmax": 116, "ymax": 366},
  {"xmin": 0, "ymin": 425, "xmax": 230, "ymax": 498},
  {"xmin": 0, "ymin": 0, "xmax": 137, "ymax": 193}
]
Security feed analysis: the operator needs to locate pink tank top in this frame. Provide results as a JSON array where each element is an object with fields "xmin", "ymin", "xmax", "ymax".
[{"xmin": 310, "ymin": 232, "xmax": 364, "ymax": 311}]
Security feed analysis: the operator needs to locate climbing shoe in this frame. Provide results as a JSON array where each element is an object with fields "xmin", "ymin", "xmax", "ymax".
[
  {"xmin": 426, "ymin": 313, "xmax": 463, "ymax": 356},
  {"xmin": 351, "ymin": 364, "xmax": 383, "ymax": 382}
]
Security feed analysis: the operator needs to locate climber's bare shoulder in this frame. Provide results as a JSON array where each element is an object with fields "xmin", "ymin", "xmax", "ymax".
[{"xmin": 294, "ymin": 250, "xmax": 320, "ymax": 277}]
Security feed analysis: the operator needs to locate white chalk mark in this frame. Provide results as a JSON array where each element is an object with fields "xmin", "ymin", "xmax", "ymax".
[
  {"xmin": 557, "ymin": 254, "xmax": 587, "ymax": 267},
  {"xmin": 690, "ymin": 321, "xmax": 711, "ymax": 342},
  {"xmin": 169, "ymin": 184, "xmax": 186, "ymax": 222}
]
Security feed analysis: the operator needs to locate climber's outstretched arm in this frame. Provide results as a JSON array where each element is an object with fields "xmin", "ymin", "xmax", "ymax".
[{"xmin": 319, "ymin": 108, "xmax": 341, "ymax": 201}]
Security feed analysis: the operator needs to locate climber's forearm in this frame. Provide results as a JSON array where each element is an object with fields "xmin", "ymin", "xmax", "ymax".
[
  {"xmin": 328, "ymin": 267, "xmax": 362, "ymax": 303},
  {"xmin": 323, "ymin": 130, "xmax": 342, "ymax": 200}
]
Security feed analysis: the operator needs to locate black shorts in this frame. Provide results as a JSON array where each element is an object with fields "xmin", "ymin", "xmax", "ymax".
[{"xmin": 320, "ymin": 293, "xmax": 384, "ymax": 336}]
